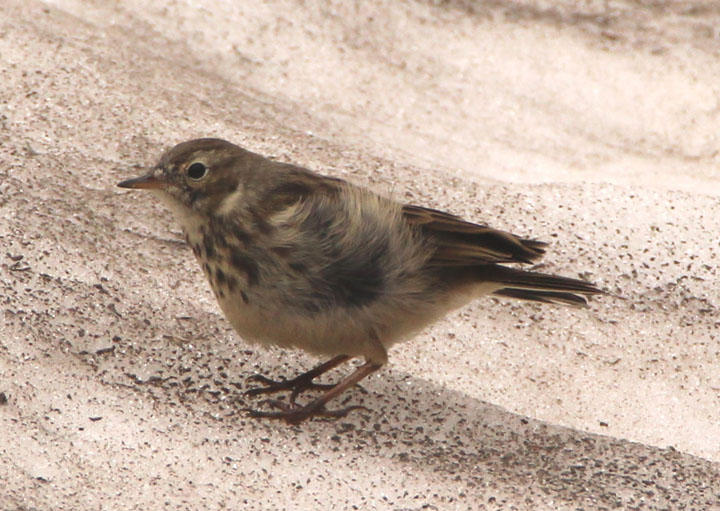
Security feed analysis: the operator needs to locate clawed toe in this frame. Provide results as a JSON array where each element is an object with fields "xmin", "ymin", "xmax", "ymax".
[
  {"xmin": 243, "ymin": 374, "xmax": 290, "ymax": 396},
  {"xmin": 246, "ymin": 374, "xmax": 285, "ymax": 386},
  {"xmin": 241, "ymin": 358, "xmax": 379, "ymax": 424},
  {"xmin": 245, "ymin": 400, "xmax": 367, "ymax": 424},
  {"xmin": 244, "ymin": 373, "xmax": 335, "ymax": 402}
]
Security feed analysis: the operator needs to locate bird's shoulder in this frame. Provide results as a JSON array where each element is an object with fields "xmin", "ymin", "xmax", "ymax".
[{"xmin": 252, "ymin": 163, "xmax": 345, "ymax": 216}]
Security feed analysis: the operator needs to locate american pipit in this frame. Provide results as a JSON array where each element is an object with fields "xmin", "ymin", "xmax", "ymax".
[{"xmin": 118, "ymin": 138, "xmax": 602, "ymax": 424}]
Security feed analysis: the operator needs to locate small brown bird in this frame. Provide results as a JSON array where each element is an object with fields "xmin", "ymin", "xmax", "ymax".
[{"xmin": 118, "ymin": 138, "xmax": 602, "ymax": 424}]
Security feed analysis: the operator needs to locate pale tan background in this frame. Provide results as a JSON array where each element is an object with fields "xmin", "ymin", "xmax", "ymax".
[{"xmin": 1, "ymin": 1, "xmax": 719, "ymax": 509}]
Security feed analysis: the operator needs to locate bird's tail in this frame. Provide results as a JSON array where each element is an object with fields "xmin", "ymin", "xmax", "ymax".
[{"xmin": 476, "ymin": 266, "xmax": 603, "ymax": 307}]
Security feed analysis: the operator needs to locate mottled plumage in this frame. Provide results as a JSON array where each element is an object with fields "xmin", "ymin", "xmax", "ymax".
[{"xmin": 118, "ymin": 138, "xmax": 603, "ymax": 423}]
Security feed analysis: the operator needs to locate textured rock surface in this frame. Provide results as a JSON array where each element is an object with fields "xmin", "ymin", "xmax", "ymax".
[{"xmin": 1, "ymin": 1, "xmax": 719, "ymax": 509}]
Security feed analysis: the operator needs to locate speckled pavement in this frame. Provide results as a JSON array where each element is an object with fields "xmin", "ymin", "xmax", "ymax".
[{"xmin": 1, "ymin": 1, "xmax": 719, "ymax": 509}]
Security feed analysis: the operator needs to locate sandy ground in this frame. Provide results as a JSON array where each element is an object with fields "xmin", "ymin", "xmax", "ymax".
[{"xmin": 1, "ymin": 0, "xmax": 719, "ymax": 509}]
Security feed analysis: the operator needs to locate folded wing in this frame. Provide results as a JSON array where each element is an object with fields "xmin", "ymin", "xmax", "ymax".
[{"xmin": 402, "ymin": 204, "xmax": 546, "ymax": 265}]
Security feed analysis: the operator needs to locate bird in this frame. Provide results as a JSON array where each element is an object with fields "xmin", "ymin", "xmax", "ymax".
[{"xmin": 117, "ymin": 138, "xmax": 603, "ymax": 424}]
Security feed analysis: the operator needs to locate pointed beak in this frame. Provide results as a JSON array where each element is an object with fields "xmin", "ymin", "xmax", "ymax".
[{"xmin": 117, "ymin": 170, "xmax": 167, "ymax": 190}]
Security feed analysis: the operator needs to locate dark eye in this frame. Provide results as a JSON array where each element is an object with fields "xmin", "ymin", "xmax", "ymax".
[{"xmin": 187, "ymin": 162, "xmax": 207, "ymax": 180}]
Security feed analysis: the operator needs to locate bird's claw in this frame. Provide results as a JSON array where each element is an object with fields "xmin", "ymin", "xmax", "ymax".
[
  {"xmin": 244, "ymin": 373, "xmax": 335, "ymax": 403},
  {"xmin": 245, "ymin": 399, "xmax": 367, "ymax": 424}
]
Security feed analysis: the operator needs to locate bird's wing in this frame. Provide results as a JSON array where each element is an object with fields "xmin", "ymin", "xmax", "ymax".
[
  {"xmin": 401, "ymin": 204, "xmax": 547, "ymax": 265},
  {"xmin": 257, "ymin": 169, "xmax": 546, "ymax": 267}
]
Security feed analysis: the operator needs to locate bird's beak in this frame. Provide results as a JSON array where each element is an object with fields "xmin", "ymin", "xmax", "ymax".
[{"xmin": 117, "ymin": 170, "xmax": 167, "ymax": 190}]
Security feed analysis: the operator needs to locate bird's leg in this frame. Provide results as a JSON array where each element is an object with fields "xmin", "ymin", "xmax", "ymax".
[
  {"xmin": 245, "ymin": 355, "xmax": 351, "ymax": 403},
  {"xmin": 247, "ymin": 361, "xmax": 382, "ymax": 424}
]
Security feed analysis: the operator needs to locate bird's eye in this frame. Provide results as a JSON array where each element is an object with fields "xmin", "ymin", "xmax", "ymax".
[{"xmin": 187, "ymin": 162, "xmax": 207, "ymax": 180}]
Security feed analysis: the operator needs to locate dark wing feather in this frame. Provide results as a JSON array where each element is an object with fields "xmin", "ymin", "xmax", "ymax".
[{"xmin": 402, "ymin": 204, "xmax": 546, "ymax": 265}]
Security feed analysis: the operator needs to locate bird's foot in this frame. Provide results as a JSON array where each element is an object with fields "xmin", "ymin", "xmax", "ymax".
[
  {"xmin": 245, "ymin": 399, "xmax": 366, "ymax": 425},
  {"xmin": 245, "ymin": 373, "xmax": 335, "ymax": 404}
]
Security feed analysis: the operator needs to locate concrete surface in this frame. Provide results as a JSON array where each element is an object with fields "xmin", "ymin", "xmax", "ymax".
[{"xmin": 1, "ymin": 0, "xmax": 719, "ymax": 509}]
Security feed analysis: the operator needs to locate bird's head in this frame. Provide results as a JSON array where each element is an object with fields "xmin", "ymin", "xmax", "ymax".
[{"xmin": 117, "ymin": 138, "xmax": 255, "ymax": 218}]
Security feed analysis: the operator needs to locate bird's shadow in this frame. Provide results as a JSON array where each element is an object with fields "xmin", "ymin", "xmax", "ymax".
[
  {"xmin": 107, "ymin": 323, "xmax": 717, "ymax": 510},
  {"xmin": 241, "ymin": 358, "xmax": 715, "ymax": 509}
]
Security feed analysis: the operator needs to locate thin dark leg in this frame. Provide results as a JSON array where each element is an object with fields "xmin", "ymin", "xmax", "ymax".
[
  {"xmin": 245, "ymin": 355, "xmax": 351, "ymax": 403},
  {"xmin": 247, "ymin": 361, "xmax": 382, "ymax": 424}
]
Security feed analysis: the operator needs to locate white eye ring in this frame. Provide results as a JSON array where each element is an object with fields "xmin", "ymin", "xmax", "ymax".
[{"xmin": 187, "ymin": 162, "xmax": 208, "ymax": 180}]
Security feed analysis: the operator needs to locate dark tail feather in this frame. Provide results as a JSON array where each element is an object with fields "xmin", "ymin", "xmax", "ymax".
[
  {"xmin": 476, "ymin": 265, "xmax": 603, "ymax": 306},
  {"xmin": 493, "ymin": 288, "xmax": 590, "ymax": 307}
]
